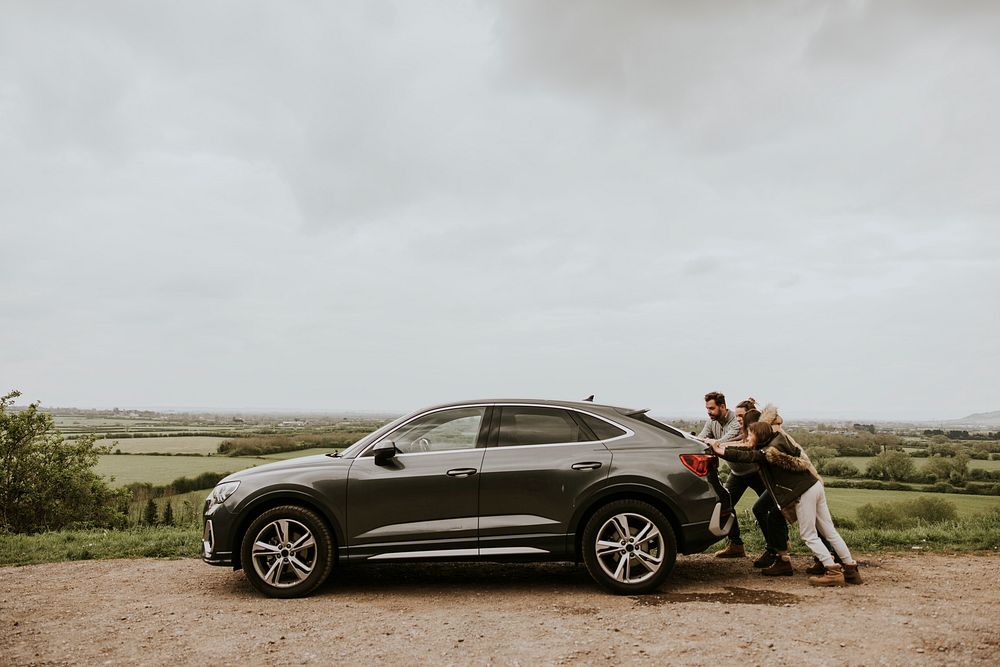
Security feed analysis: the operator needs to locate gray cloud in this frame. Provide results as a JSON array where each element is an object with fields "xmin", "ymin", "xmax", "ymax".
[{"xmin": 1, "ymin": 1, "xmax": 997, "ymax": 419}]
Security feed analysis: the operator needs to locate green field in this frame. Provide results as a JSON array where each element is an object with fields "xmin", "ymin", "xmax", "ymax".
[
  {"xmin": 96, "ymin": 436, "xmax": 227, "ymax": 455},
  {"xmin": 95, "ymin": 448, "xmax": 339, "ymax": 486},
  {"xmin": 734, "ymin": 485, "xmax": 1000, "ymax": 518},
  {"xmin": 831, "ymin": 456, "xmax": 1000, "ymax": 473},
  {"xmin": 96, "ymin": 454, "xmax": 265, "ymax": 485}
]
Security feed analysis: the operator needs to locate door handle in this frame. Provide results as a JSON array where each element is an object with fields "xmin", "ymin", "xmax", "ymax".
[
  {"xmin": 571, "ymin": 461, "xmax": 603, "ymax": 471},
  {"xmin": 446, "ymin": 468, "xmax": 478, "ymax": 478}
]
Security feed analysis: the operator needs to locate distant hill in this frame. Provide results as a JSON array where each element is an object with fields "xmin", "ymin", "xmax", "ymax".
[{"xmin": 949, "ymin": 410, "xmax": 1000, "ymax": 426}]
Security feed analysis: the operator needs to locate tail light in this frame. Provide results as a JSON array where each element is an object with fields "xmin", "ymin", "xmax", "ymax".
[{"xmin": 679, "ymin": 453, "xmax": 717, "ymax": 477}]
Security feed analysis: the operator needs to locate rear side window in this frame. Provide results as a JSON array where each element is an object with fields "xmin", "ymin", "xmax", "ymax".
[
  {"xmin": 498, "ymin": 407, "xmax": 589, "ymax": 446},
  {"xmin": 577, "ymin": 412, "xmax": 627, "ymax": 440},
  {"xmin": 627, "ymin": 412, "xmax": 687, "ymax": 438}
]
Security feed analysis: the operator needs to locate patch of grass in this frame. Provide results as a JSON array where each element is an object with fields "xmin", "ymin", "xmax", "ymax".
[
  {"xmin": 95, "ymin": 454, "xmax": 264, "ymax": 485},
  {"xmin": 725, "ymin": 489, "xmax": 1000, "ymax": 555},
  {"xmin": 96, "ymin": 436, "xmax": 227, "ymax": 455},
  {"xmin": 0, "ymin": 527, "xmax": 201, "ymax": 566},
  {"xmin": 718, "ymin": 507, "xmax": 1000, "ymax": 555},
  {"xmin": 734, "ymin": 486, "xmax": 1000, "ymax": 518}
]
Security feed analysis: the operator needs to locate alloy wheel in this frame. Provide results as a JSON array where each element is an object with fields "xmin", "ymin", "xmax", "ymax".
[
  {"xmin": 593, "ymin": 512, "xmax": 664, "ymax": 584},
  {"xmin": 250, "ymin": 518, "xmax": 318, "ymax": 588}
]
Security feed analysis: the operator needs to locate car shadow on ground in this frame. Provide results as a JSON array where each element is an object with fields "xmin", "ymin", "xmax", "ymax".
[{"xmin": 217, "ymin": 555, "xmax": 795, "ymax": 599}]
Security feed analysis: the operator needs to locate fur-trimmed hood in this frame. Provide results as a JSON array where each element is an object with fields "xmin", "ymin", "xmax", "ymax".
[
  {"xmin": 760, "ymin": 403, "xmax": 783, "ymax": 428},
  {"xmin": 761, "ymin": 432, "xmax": 821, "ymax": 479},
  {"xmin": 764, "ymin": 445, "xmax": 814, "ymax": 472}
]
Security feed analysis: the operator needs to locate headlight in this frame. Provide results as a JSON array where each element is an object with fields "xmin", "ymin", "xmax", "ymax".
[{"xmin": 207, "ymin": 481, "xmax": 240, "ymax": 506}]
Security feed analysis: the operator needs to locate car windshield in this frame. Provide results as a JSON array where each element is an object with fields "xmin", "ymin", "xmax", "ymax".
[{"xmin": 336, "ymin": 414, "xmax": 411, "ymax": 458}]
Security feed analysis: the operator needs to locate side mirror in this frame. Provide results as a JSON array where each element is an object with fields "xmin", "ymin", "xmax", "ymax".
[{"xmin": 373, "ymin": 440, "xmax": 398, "ymax": 466}]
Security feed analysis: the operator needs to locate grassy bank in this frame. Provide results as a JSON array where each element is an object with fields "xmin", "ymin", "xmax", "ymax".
[
  {"xmin": 1, "ymin": 527, "xmax": 202, "ymax": 566},
  {"xmin": 3, "ymin": 510, "xmax": 998, "ymax": 567},
  {"xmin": 717, "ymin": 508, "xmax": 1000, "ymax": 555}
]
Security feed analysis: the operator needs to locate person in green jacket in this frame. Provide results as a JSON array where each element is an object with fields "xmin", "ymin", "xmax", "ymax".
[{"xmin": 709, "ymin": 421, "xmax": 862, "ymax": 586}]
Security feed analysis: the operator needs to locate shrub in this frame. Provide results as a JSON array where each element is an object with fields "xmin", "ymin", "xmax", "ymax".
[
  {"xmin": 923, "ymin": 454, "xmax": 969, "ymax": 484},
  {"xmin": 807, "ymin": 446, "xmax": 838, "ymax": 461},
  {"xmin": 856, "ymin": 497, "xmax": 958, "ymax": 528},
  {"xmin": 161, "ymin": 501, "xmax": 174, "ymax": 527},
  {"xmin": 866, "ymin": 450, "xmax": 916, "ymax": 482},
  {"xmin": 856, "ymin": 503, "xmax": 904, "ymax": 528},
  {"xmin": 217, "ymin": 432, "xmax": 366, "ymax": 456},
  {"xmin": 817, "ymin": 459, "xmax": 861, "ymax": 478},
  {"xmin": 142, "ymin": 499, "xmax": 158, "ymax": 526},
  {"xmin": 904, "ymin": 497, "xmax": 959, "ymax": 523},
  {"xmin": 829, "ymin": 514, "xmax": 856, "ymax": 530},
  {"xmin": 1, "ymin": 390, "xmax": 130, "ymax": 533}
]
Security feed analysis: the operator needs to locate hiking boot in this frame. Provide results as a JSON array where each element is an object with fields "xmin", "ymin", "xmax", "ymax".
[
  {"xmin": 842, "ymin": 563, "xmax": 863, "ymax": 585},
  {"xmin": 809, "ymin": 564, "xmax": 846, "ymax": 587},
  {"xmin": 753, "ymin": 550, "xmax": 777, "ymax": 569},
  {"xmin": 806, "ymin": 557, "xmax": 826, "ymax": 576},
  {"xmin": 713, "ymin": 542, "xmax": 746, "ymax": 558},
  {"xmin": 761, "ymin": 556, "xmax": 793, "ymax": 576}
]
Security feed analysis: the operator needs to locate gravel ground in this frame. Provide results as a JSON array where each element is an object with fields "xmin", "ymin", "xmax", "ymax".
[{"xmin": 2, "ymin": 553, "xmax": 998, "ymax": 666}]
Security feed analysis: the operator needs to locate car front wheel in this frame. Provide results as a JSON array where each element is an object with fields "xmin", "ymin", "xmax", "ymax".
[
  {"xmin": 240, "ymin": 505, "xmax": 335, "ymax": 598},
  {"xmin": 582, "ymin": 499, "xmax": 676, "ymax": 594}
]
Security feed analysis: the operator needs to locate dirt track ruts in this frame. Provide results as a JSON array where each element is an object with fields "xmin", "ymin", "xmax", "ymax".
[{"xmin": 2, "ymin": 553, "xmax": 998, "ymax": 666}]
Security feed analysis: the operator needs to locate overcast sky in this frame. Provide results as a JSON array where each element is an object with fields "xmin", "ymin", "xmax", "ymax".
[{"xmin": 2, "ymin": 1, "xmax": 998, "ymax": 420}]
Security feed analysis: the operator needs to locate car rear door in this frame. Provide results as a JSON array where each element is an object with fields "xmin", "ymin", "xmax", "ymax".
[
  {"xmin": 477, "ymin": 405, "xmax": 614, "ymax": 556},
  {"xmin": 345, "ymin": 405, "xmax": 490, "ymax": 561}
]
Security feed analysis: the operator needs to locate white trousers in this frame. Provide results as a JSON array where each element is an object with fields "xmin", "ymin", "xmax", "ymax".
[{"xmin": 795, "ymin": 482, "xmax": 855, "ymax": 567}]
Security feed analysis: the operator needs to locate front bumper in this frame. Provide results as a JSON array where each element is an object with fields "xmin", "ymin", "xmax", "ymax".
[
  {"xmin": 202, "ymin": 519, "xmax": 234, "ymax": 565},
  {"xmin": 202, "ymin": 502, "xmax": 237, "ymax": 567}
]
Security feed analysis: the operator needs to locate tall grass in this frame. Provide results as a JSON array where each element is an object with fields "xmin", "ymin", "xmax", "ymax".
[
  {"xmin": 720, "ymin": 507, "xmax": 1000, "ymax": 555},
  {"xmin": 0, "ymin": 526, "xmax": 201, "ymax": 565},
  {"xmin": 4, "ymin": 509, "xmax": 998, "ymax": 568}
]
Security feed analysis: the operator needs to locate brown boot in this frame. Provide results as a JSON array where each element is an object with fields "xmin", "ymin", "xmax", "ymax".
[
  {"xmin": 809, "ymin": 564, "xmax": 846, "ymax": 587},
  {"xmin": 806, "ymin": 557, "xmax": 826, "ymax": 576},
  {"xmin": 713, "ymin": 542, "xmax": 746, "ymax": 558},
  {"xmin": 842, "ymin": 563, "xmax": 863, "ymax": 585},
  {"xmin": 761, "ymin": 555, "xmax": 793, "ymax": 576}
]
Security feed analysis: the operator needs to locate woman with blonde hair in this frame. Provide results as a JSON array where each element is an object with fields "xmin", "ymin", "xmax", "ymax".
[{"xmin": 709, "ymin": 421, "xmax": 862, "ymax": 586}]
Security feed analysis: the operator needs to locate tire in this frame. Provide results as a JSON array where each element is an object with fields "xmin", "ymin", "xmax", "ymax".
[
  {"xmin": 582, "ymin": 499, "xmax": 677, "ymax": 595},
  {"xmin": 240, "ymin": 505, "xmax": 335, "ymax": 598}
]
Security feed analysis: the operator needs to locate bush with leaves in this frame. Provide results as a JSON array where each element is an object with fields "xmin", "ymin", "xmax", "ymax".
[
  {"xmin": 142, "ymin": 498, "xmax": 159, "ymax": 526},
  {"xmin": 1, "ymin": 390, "xmax": 130, "ymax": 533},
  {"xmin": 855, "ymin": 497, "xmax": 958, "ymax": 528},
  {"xmin": 816, "ymin": 459, "xmax": 861, "ymax": 478},
  {"xmin": 866, "ymin": 450, "xmax": 917, "ymax": 482},
  {"xmin": 161, "ymin": 501, "xmax": 174, "ymax": 526}
]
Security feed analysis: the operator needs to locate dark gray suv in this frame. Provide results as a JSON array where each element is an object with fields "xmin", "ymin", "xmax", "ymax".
[{"xmin": 202, "ymin": 399, "xmax": 733, "ymax": 597}]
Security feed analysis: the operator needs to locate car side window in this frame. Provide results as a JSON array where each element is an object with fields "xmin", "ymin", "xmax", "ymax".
[
  {"xmin": 380, "ymin": 407, "xmax": 486, "ymax": 454},
  {"xmin": 577, "ymin": 412, "xmax": 627, "ymax": 440},
  {"xmin": 498, "ymin": 407, "xmax": 590, "ymax": 447}
]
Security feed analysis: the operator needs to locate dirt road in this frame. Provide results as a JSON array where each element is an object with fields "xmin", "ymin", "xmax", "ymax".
[{"xmin": 2, "ymin": 553, "xmax": 997, "ymax": 666}]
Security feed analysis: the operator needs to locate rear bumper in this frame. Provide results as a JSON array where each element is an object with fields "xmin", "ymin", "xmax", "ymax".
[
  {"xmin": 679, "ymin": 502, "xmax": 734, "ymax": 554},
  {"xmin": 708, "ymin": 501, "xmax": 735, "ymax": 537}
]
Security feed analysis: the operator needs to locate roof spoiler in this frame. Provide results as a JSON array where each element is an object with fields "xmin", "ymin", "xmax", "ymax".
[{"xmin": 625, "ymin": 408, "xmax": 650, "ymax": 418}]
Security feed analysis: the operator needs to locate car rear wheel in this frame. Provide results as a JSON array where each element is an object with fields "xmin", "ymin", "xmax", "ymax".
[
  {"xmin": 582, "ymin": 500, "xmax": 676, "ymax": 594},
  {"xmin": 240, "ymin": 505, "xmax": 335, "ymax": 598}
]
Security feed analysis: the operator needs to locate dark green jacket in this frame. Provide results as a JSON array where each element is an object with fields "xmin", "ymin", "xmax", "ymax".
[{"xmin": 719, "ymin": 432, "xmax": 819, "ymax": 509}]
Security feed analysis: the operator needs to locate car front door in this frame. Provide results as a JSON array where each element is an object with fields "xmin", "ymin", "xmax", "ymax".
[
  {"xmin": 477, "ymin": 405, "xmax": 613, "ymax": 556},
  {"xmin": 345, "ymin": 405, "xmax": 489, "ymax": 561}
]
